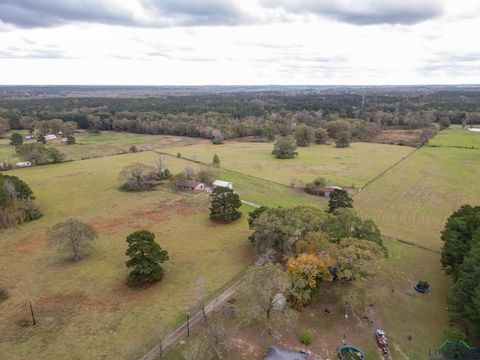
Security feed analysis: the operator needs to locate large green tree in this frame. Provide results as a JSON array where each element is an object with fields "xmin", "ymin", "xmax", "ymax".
[
  {"xmin": 125, "ymin": 230, "xmax": 169, "ymax": 286},
  {"xmin": 272, "ymin": 136, "xmax": 298, "ymax": 159},
  {"xmin": 9, "ymin": 133, "xmax": 23, "ymax": 147},
  {"xmin": 294, "ymin": 124, "xmax": 315, "ymax": 147},
  {"xmin": 335, "ymin": 131, "xmax": 350, "ymax": 148},
  {"xmin": 328, "ymin": 189, "xmax": 353, "ymax": 213},
  {"xmin": 441, "ymin": 205, "xmax": 480, "ymax": 277},
  {"xmin": 447, "ymin": 241, "xmax": 480, "ymax": 337},
  {"xmin": 209, "ymin": 187, "xmax": 241, "ymax": 222}
]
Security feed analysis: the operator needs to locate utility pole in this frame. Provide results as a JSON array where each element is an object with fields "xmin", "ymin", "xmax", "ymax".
[
  {"xmin": 186, "ymin": 309, "xmax": 190, "ymax": 337},
  {"xmin": 29, "ymin": 301, "xmax": 36, "ymax": 326}
]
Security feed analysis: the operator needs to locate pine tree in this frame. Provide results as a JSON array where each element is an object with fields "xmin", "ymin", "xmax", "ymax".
[{"xmin": 125, "ymin": 230, "xmax": 169, "ymax": 286}]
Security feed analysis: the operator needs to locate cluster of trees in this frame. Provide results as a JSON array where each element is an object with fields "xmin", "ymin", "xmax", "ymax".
[
  {"xmin": 304, "ymin": 177, "xmax": 327, "ymax": 196},
  {"xmin": 46, "ymin": 219, "xmax": 169, "ymax": 287},
  {"xmin": 3, "ymin": 91, "xmax": 464, "ymax": 147},
  {"xmin": 441, "ymin": 205, "xmax": 480, "ymax": 337},
  {"xmin": 0, "ymin": 174, "xmax": 42, "ymax": 229},
  {"xmin": 248, "ymin": 204, "xmax": 385, "ymax": 309},
  {"xmin": 119, "ymin": 156, "xmax": 171, "ymax": 191},
  {"xmin": 16, "ymin": 143, "xmax": 64, "ymax": 165}
]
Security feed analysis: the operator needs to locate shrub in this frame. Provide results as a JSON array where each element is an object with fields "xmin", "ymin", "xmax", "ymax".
[
  {"xmin": 66, "ymin": 134, "xmax": 76, "ymax": 145},
  {"xmin": 129, "ymin": 145, "xmax": 138, "ymax": 153},
  {"xmin": 299, "ymin": 331, "xmax": 314, "ymax": 345},
  {"xmin": 0, "ymin": 288, "xmax": 9, "ymax": 302}
]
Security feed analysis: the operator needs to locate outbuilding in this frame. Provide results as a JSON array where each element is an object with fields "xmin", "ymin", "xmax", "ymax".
[
  {"xmin": 16, "ymin": 162, "xmax": 32, "ymax": 168},
  {"xmin": 264, "ymin": 346, "xmax": 320, "ymax": 360},
  {"xmin": 183, "ymin": 180, "xmax": 206, "ymax": 191},
  {"xmin": 213, "ymin": 180, "xmax": 233, "ymax": 189},
  {"xmin": 45, "ymin": 134, "xmax": 57, "ymax": 141},
  {"xmin": 319, "ymin": 185, "xmax": 344, "ymax": 198}
]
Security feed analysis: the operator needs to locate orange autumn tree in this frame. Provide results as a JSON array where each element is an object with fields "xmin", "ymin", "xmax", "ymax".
[{"xmin": 287, "ymin": 253, "xmax": 335, "ymax": 309}]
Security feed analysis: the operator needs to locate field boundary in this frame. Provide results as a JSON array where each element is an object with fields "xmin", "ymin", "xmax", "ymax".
[
  {"xmin": 354, "ymin": 146, "xmax": 420, "ymax": 196},
  {"xmin": 139, "ymin": 275, "xmax": 245, "ymax": 360},
  {"xmin": 383, "ymin": 235, "xmax": 440, "ymax": 254}
]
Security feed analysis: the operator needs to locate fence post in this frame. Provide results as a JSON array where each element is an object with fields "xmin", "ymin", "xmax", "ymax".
[{"xmin": 29, "ymin": 301, "xmax": 36, "ymax": 326}]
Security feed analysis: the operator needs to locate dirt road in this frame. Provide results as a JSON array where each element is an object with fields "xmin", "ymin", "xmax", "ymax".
[{"xmin": 139, "ymin": 280, "xmax": 242, "ymax": 360}]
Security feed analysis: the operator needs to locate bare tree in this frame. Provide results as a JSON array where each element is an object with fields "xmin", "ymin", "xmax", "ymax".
[
  {"xmin": 46, "ymin": 218, "xmax": 97, "ymax": 262},
  {"xmin": 193, "ymin": 277, "xmax": 208, "ymax": 321},
  {"xmin": 119, "ymin": 163, "xmax": 157, "ymax": 191},
  {"xmin": 182, "ymin": 314, "xmax": 231, "ymax": 360},
  {"xmin": 237, "ymin": 264, "xmax": 292, "ymax": 334},
  {"xmin": 183, "ymin": 166, "xmax": 195, "ymax": 180}
]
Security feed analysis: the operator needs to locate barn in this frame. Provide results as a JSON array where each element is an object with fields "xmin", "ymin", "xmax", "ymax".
[{"xmin": 212, "ymin": 180, "xmax": 233, "ymax": 189}]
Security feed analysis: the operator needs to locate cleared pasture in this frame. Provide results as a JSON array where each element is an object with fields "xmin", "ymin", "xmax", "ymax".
[
  {"xmin": 160, "ymin": 141, "xmax": 414, "ymax": 188},
  {"xmin": 51, "ymin": 131, "xmax": 208, "ymax": 160},
  {"xmin": 428, "ymin": 125, "xmax": 480, "ymax": 149},
  {"xmin": 355, "ymin": 146, "xmax": 480, "ymax": 250},
  {"xmin": 0, "ymin": 152, "xmax": 253, "ymax": 360}
]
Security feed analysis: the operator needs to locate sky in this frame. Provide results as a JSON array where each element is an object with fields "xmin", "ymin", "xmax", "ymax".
[{"xmin": 0, "ymin": 0, "xmax": 479, "ymax": 85}]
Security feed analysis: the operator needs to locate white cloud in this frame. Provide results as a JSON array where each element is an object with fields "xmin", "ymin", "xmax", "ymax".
[{"xmin": 0, "ymin": 0, "xmax": 479, "ymax": 84}]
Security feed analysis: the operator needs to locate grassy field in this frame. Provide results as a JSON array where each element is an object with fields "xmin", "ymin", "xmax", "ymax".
[
  {"xmin": 51, "ymin": 131, "xmax": 208, "ymax": 160},
  {"xmin": 160, "ymin": 141, "xmax": 415, "ymax": 188},
  {"xmin": 0, "ymin": 149, "xmax": 329, "ymax": 360},
  {"xmin": 0, "ymin": 131, "xmax": 208, "ymax": 165},
  {"xmin": 167, "ymin": 238, "xmax": 451, "ymax": 360},
  {"xmin": 428, "ymin": 125, "xmax": 480, "ymax": 149},
  {"xmin": 0, "ymin": 152, "xmax": 254, "ymax": 360},
  {"xmin": 355, "ymin": 146, "xmax": 480, "ymax": 250}
]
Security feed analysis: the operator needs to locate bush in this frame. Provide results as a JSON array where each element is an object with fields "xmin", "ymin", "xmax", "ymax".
[
  {"xmin": 0, "ymin": 288, "xmax": 9, "ymax": 302},
  {"xmin": 66, "ymin": 134, "xmax": 76, "ymax": 145},
  {"xmin": 299, "ymin": 331, "xmax": 314, "ymax": 345},
  {"xmin": 129, "ymin": 145, "xmax": 138, "ymax": 153}
]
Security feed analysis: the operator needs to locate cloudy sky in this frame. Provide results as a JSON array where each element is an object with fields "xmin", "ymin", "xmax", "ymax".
[{"xmin": 0, "ymin": 0, "xmax": 479, "ymax": 85}]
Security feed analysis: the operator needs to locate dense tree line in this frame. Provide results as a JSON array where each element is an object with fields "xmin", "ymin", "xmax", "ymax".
[
  {"xmin": 0, "ymin": 174, "xmax": 41, "ymax": 229},
  {"xmin": 2, "ymin": 91, "xmax": 478, "ymax": 144},
  {"xmin": 441, "ymin": 205, "xmax": 480, "ymax": 338}
]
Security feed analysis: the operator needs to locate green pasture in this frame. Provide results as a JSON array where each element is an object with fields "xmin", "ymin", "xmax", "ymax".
[
  {"xmin": 160, "ymin": 141, "xmax": 414, "ymax": 188},
  {"xmin": 428, "ymin": 125, "xmax": 480, "ymax": 149}
]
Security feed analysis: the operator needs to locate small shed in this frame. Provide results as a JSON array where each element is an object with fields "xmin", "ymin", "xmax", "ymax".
[
  {"xmin": 45, "ymin": 134, "xmax": 57, "ymax": 141},
  {"xmin": 319, "ymin": 185, "xmax": 344, "ymax": 198},
  {"xmin": 213, "ymin": 180, "xmax": 233, "ymax": 189},
  {"xmin": 264, "ymin": 346, "xmax": 320, "ymax": 360},
  {"xmin": 183, "ymin": 180, "xmax": 206, "ymax": 191}
]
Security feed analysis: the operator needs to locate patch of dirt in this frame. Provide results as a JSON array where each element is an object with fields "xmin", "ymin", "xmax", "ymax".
[
  {"xmin": 91, "ymin": 197, "xmax": 208, "ymax": 235},
  {"xmin": 2, "ymin": 234, "xmax": 45, "ymax": 254},
  {"xmin": 372, "ymin": 130, "xmax": 424, "ymax": 146}
]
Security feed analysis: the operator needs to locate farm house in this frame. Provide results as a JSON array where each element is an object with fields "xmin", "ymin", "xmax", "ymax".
[
  {"xmin": 182, "ymin": 180, "xmax": 206, "ymax": 191},
  {"xmin": 213, "ymin": 180, "xmax": 233, "ymax": 189}
]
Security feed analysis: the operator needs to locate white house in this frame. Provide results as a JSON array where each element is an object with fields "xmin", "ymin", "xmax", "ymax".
[
  {"xmin": 16, "ymin": 162, "xmax": 32, "ymax": 168},
  {"xmin": 45, "ymin": 134, "xmax": 57, "ymax": 141},
  {"xmin": 213, "ymin": 180, "xmax": 233, "ymax": 189}
]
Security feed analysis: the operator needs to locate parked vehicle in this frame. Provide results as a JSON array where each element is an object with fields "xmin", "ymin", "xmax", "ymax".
[
  {"xmin": 375, "ymin": 329, "xmax": 389, "ymax": 355},
  {"xmin": 15, "ymin": 161, "xmax": 32, "ymax": 168}
]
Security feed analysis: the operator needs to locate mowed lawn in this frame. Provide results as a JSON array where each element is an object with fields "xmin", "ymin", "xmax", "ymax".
[
  {"xmin": 0, "ymin": 152, "xmax": 254, "ymax": 360},
  {"xmin": 355, "ymin": 146, "xmax": 480, "ymax": 250},
  {"xmin": 428, "ymin": 125, "xmax": 480, "ymax": 149},
  {"xmin": 160, "ymin": 141, "xmax": 414, "ymax": 188}
]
